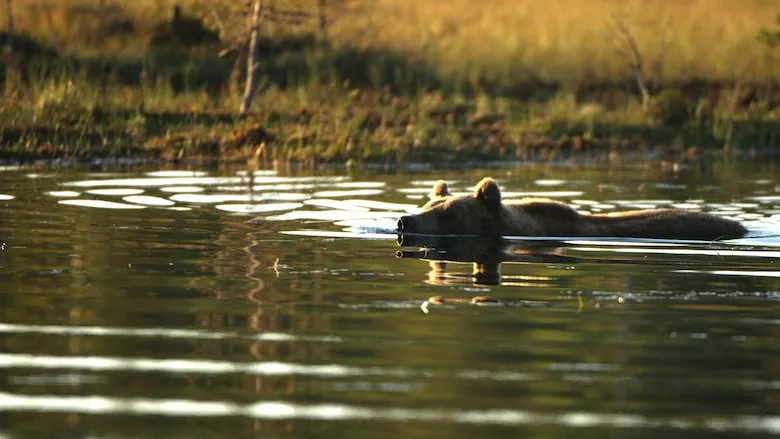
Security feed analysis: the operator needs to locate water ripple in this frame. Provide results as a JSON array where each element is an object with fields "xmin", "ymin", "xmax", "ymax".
[
  {"xmin": 0, "ymin": 354, "xmax": 363, "ymax": 376},
  {"xmin": 574, "ymin": 246, "xmax": 780, "ymax": 258},
  {"xmin": 0, "ymin": 392, "xmax": 777, "ymax": 433},
  {"xmin": 675, "ymin": 269, "xmax": 780, "ymax": 278},
  {"xmin": 0, "ymin": 323, "xmax": 342, "ymax": 343},
  {"xmin": 58, "ymin": 199, "xmax": 146, "ymax": 209}
]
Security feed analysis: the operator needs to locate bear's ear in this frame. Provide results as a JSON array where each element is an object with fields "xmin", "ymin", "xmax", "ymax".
[
  {"xmin": 474, "ymin": 177, "xmax": 502, "ymax": 213},
  {"xmin": 430, "ymin": 180, "xmax": 451, "ymax": 199}
]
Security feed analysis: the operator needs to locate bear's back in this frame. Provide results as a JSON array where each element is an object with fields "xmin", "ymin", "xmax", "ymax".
[{"xmin": 501, "ymin": 198, "xmax": 593, "ymax": 236}]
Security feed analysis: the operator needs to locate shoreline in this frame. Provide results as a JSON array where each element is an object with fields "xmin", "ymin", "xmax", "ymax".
[
  {"xmin": 1, "ymin": 78, "xmax": 777, "ymax": 166},
  {"xmin": 2, "ymin": 147, "xmax": 779, "ymax": 172}
]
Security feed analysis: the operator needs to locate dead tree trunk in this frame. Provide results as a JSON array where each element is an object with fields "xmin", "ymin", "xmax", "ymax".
[{"xmin": 240, "ymin": 0, "xmax": 264, "ymax": 114}]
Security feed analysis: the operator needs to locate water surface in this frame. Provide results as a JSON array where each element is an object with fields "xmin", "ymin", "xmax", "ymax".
[{"xmin": 1, "ymin": 162, "xmax": 779, "ymax": 438}]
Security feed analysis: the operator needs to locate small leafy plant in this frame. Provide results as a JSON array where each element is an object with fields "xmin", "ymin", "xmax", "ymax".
[{"xmin": 756, "ymin": 13, "xmax": 780, "ymax": 48}]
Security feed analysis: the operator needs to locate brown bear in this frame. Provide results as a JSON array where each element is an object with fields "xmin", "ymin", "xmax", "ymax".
[{"xmin": 397, "ymin": 177, "xmax": 748, "ymax": 240}]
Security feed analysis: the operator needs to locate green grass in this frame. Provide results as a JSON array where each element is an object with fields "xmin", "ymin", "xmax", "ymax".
[{"xmin": 2, "ymin": 68, "xmax": 776, "ymax": 164}]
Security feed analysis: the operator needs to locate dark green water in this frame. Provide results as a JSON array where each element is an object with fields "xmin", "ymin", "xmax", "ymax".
[{"xmin": 1, "ymin": 162, "xmax": 779, "ymax": 438}]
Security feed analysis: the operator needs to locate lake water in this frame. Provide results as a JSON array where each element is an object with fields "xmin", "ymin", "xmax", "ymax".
[{"xmin": 1, "ymin": 161, "xmax": 779, "ymax": 438}]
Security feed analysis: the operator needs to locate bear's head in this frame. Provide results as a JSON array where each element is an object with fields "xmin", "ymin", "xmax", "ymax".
[{"xmin": 397, "ymin": 177, "xmax": 504, "ymax": 236}]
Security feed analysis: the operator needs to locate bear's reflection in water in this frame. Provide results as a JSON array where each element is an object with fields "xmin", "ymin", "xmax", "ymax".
[{"xmin": 396, "ymin": 234, "xmax": 577, "ymax": 307}]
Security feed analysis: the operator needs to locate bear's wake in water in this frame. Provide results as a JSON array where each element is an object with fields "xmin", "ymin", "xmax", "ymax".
[{"xmin": 397, "ymin": 177, "xmax": 747, "ymax": 241}]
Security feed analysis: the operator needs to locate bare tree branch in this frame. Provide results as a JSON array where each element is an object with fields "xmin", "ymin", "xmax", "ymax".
[
  {"xmin": 203, "ymin": 2, "xmax": 229, "ymax": 40},
  {"xmin": 653, "ymin": 25, "xmax": 674, "ymax": 83},
  {"xmin": 610, "ymin": 13, "xmax": 651, "ymax": 110}
]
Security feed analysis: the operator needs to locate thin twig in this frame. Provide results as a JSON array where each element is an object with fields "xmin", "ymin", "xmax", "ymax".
[
  {"xmin": 203, "ymin": 2, "xmax": 229, "ymax": 40},
  {"xmin": 610, "ymin": 13, "xmax": 651, "ymax": 109},
  {"xmin": 653, "ymin": 26, "xmax": 673, "ymax": 84}
]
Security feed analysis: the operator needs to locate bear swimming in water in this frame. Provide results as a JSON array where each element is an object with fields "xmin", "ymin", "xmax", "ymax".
[{"xmin": 397, "ymin": 177, "xmax": 747, "ymax": 240}]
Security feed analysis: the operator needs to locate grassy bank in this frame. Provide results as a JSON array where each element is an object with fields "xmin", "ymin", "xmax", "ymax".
[{"xmin": 0, "ymin": 0, "xmax": 778, "ymax": 165}]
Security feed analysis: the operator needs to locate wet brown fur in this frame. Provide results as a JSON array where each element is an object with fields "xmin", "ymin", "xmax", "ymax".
[{"xmin": 398, "ymin": 177, "xmax": 748, "ymax": 240}]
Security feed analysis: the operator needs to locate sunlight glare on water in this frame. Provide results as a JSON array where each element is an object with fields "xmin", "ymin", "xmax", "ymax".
[{"xmin": 58, "ymin": 199, "xmax": 147, "ymax": 209}]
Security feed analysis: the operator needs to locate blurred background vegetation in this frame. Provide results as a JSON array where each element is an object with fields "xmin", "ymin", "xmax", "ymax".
[{"xmin": 1, "ymin": 0, "xmax": 778, "ymax": 164}]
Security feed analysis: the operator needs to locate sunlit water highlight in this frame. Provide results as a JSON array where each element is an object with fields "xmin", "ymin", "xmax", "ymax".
[{"xmin": 1, "ymin": 391, "xmax": 778, "ymax": 434}]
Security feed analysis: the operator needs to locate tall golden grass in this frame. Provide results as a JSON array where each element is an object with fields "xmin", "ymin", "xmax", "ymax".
[
  {"xmin": 5, "ymin": 0, "xmax": 779, "ymax": 82},
  {"xmin": 328, "ymin": 0, "xmax": 779, "ymax": 82}
]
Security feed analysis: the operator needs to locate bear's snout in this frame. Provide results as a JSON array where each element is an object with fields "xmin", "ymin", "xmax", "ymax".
[{"xmin": 397, "ymin": 215, "xmax": 415, "ymax": 232}]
